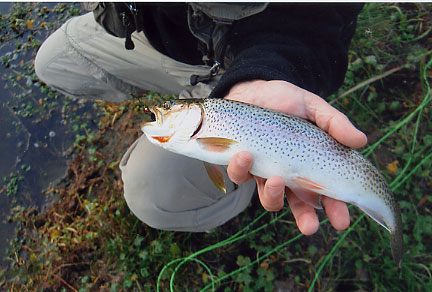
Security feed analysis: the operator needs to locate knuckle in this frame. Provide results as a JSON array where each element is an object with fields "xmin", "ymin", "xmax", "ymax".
[{"xmin": 227, "ymin": 167, "xmax": 248, "ymax": 184}]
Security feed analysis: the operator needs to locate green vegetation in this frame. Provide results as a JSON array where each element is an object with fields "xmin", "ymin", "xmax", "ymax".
[{"xmin": 1, "ymin": 2, "xmax": 431, "ymax": 291}]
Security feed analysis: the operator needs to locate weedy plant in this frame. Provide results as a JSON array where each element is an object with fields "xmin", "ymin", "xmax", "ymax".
[
  {"xmin": 0, "ymin": 2, "xmax": 101, "ymax": 212},
  {"xmin": 1, "ymin": 2, "xmax": 431, "ymax": 292}
]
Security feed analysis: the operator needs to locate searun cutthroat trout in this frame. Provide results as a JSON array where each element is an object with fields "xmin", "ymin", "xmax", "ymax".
[{"xmin": 141, "ymin": 98, "xmax": 403, "ymax": 266}]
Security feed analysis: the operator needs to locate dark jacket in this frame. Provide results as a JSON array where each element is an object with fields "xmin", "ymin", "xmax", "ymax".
[{"xmin": 97, "ymin": 3, "xmax": 363, "ymax": 99}]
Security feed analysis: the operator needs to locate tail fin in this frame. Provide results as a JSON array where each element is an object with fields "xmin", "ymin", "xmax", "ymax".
[{"xmin": 390, "ymin": 203, "xmax": 403, "ymax": 267}]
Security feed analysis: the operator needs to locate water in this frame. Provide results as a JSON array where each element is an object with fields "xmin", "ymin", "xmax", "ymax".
[{"xmin": 0, "ymin": 2, "xmax": 99, "ymax": 269}]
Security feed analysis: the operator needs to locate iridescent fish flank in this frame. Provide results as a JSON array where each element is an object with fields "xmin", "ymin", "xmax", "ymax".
[{"xmin": 141, "ymin": 98, "xmax": 403, "ymax": 266}]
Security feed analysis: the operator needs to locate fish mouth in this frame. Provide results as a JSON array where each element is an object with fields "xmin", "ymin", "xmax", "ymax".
[
  {"xmin": 141, "ymin": 106, "xmax": 163, "ymax": 128},
  {"xmin": 141, "ymin": 101, "xmax": 204, "ymax": 141},
  {"xmin": 142, "ymin": 107, "xmax": 174, "ymax": 143},
  {"xmin": 151, "ymin": 106, "xmax": 163, "ymax": 126}
]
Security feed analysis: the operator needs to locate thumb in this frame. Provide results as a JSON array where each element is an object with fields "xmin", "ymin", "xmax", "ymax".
[
  {"xmin": 326, "ymin": 114, "xmax": 368, "ymax": 148},
  {"xmin": 305, "ymin": 94, "xmax": 367, "ymax": 149}
]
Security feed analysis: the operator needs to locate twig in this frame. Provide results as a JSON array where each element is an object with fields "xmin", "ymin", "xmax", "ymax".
[
  {"xmin": 52, "ymin": 273, "xmax": 78, "ymax": 292},
  {"xmin": 52, "ymin": 262, "xmax": 89, "ymax": 275},
  {"xmin": 284, "ymin": 258, "xmax": 312, "ymax": 264},
  {"xmin": 416, "ymin": 263, "xmax": 432, "ymax": 279},
  {"xmin": 330, "ymin": 65, "xmax": 404, "ymax": 104}
]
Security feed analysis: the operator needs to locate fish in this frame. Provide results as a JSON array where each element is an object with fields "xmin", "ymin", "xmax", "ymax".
[{"xmin": 141, "ymin": 98, "xmax": 403, "ymax": 266}]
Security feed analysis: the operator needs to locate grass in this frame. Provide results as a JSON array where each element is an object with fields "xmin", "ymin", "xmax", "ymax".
[{"xmin": 1, "ymin": 2, "xmax": 432, "ymax": 291}]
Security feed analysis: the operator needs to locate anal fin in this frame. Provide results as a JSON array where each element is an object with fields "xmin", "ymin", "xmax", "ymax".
[
  {"xmin": 291, "ymin": 177, "xmax": 327, "ymax": 209},
  {"xmin": 290, "ymin": 187, "xmax": 323, "ymax": 209},
  {"xmin": 357, "ymin": 204, "xmax": 391, "ymax": 232}
]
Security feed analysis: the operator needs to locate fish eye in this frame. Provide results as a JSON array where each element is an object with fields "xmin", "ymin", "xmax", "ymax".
[{"xmin": 163, "ymin": 101, "xmax": 171, "ymax": 110}]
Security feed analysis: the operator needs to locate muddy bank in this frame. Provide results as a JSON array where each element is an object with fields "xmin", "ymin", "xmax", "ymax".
[{"xmin": 4, "ymin": 101, "xmax": 145, "ymax": 290}]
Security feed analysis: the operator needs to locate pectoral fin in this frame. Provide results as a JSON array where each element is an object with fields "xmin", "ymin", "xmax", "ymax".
[
  {"xmin": 204, "ymin": 162, "xmax": 227, "ymax": 194},
  {"xmin": 197, "ymin": 137, "xmax": 238, "ymax": 152}
]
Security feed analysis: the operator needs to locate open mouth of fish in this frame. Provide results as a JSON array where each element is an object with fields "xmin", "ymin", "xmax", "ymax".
[{"xmin": 144, "ymin": 102, "xmax": 205, "ymax": 143}]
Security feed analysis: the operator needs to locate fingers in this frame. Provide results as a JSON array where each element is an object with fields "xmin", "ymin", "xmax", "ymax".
[
  {"xmin": 327, "ymin": 114, "xmax": 367, "ymax": 148},
  {"xmin": 286, "ymin": 191, "xmax": 320, "ymax": 235},
  {"xmin": 321, "ymin": 196, "xmax": 350, "ymax": 230},
  {"xmin": 227, "ymin": 151, "xmax": 253, "ymax": 184},
  {"xmin": 253, "ymin": 174, "xmax": 350, "ymax": 234},
  {"xmin": 304, "ymin": 92, "xmax": 367, "ymax": 149},
  {"xmin": 317, "ymin": 109, "xmax": 367, "ymax": 148},
  {"xmin": 256, "ymin": 176, "xmax": 285, "ymax": 211},
  {"xmin": 228, "ymin": 151, "xmax": 285, "ymax": 212},
  {"xmin": 286, "ymin": 192, "xmax": 350, "ymax": 235},
  {"xmin": 224, "ymin": 81, "xmax": 355, "ymax": 235},
  {"xmin": 228, "ymin": 151, "xmax": 285, "ymax": 211}
]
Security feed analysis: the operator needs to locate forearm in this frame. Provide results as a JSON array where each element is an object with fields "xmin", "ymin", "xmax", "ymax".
[{"xmin": 210, "ymin": 3, "xmax": 363, "ymax": 99}]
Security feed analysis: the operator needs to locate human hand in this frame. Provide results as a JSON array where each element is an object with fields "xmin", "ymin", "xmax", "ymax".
[{"xmin": 224, "ymin": 80, "xmax": 368, "ymax": 235}]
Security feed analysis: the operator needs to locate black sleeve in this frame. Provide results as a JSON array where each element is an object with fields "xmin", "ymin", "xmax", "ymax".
[{"xmin": 209, "ymin": 3, "xmax": 363, "ymax": 99}]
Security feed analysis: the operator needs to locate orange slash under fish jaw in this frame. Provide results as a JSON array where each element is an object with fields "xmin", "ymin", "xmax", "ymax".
[{"xmin": 151, "ymin": 135, "xmax": 173, "ymax": 143}]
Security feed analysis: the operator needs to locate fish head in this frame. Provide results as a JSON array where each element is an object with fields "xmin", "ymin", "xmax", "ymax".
[{"xmin": 141, "ymin": 100, "xmax": 203, "ymax": 149}]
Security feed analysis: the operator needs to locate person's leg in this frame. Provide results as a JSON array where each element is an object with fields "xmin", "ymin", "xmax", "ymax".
[
  {"xmin": 120, "ymin": 135, "xmax": 256, "ymax": 232},
  {"xmin": 36, "ymin": 12, "xmax": 255, "ymax": 231},
  {"xmin": 35, "ymin": 12, "xmax": 215, "ymax": 102}
]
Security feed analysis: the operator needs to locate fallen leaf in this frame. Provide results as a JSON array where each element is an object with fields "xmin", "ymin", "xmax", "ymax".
[
  {"xmin": 386, "ymin": 160, "xmax": 399, "ymax": 175},
  {"xmin": 50, "ymin": 229, "xmax": 59, "ymax": 239},
  {"xmin": 27, "ymin": 19, "xmax": 33, "ymax": 29},
  {"xmin": 202, "ymin": 272, "xmax": 208, "ymax": 284},
  {"xmin": 260, "ymin": 261, "xmax": 269, "ymax": 270},
  {"xmin": 418, "ymin": 194, "xmax": 429, "ymax": 207}
]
